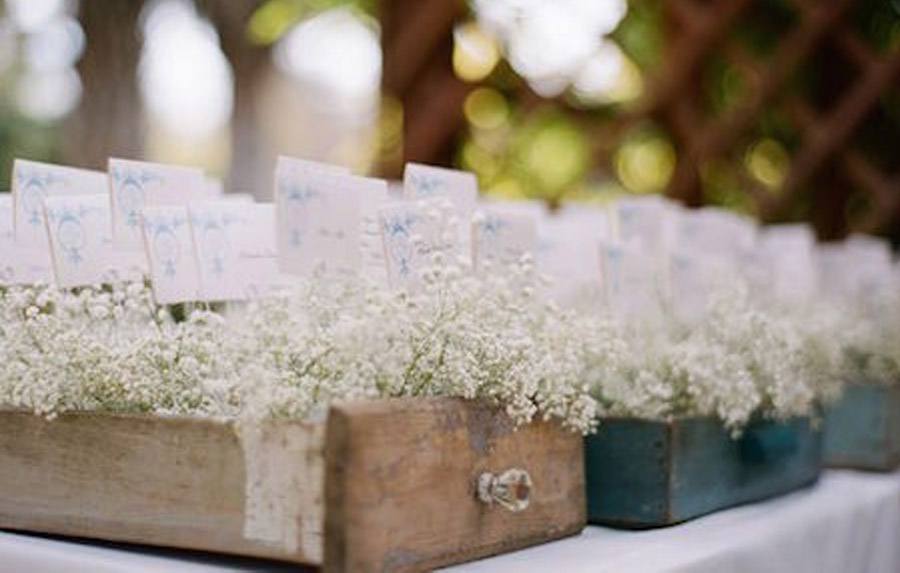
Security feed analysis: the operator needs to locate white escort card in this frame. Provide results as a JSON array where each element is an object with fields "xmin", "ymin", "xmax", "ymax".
[
  {"xmin": 379, "ymin": 199, "xmax": 460, "ymax": 288},
  {"xmin": 274, "ymin": 156, "xmax": 348, "ymax": 277},
  {"xmin": 230, "ymin": 203, "xmax": 294, "ymax": 298},
  {"xmin": 757, "ymin": 224, "xmax": 817, "ymax": 305},
  {"xmin": 188, "ymin": 202, "xmax": 245, "ymax": 302},
  {"xmin": 0, "ymin": 192, "xmax": 52, "ymax": 284},
  {"xmin": 675, "ymin": 207, "xmax": 757, "ymax": 263},
  {"xmin": 403, "ymin": 163, "xmax": 478, "ymax": 256},
  {"xmin": 109, "ymin": 158, "xmax": 205, "ymax": 250},
  {"xmin": 666, "ymin": 250, "xmax": 732, "ymax": 325},
  {"xmin": 536, "ymin": 206, "xmax": 607, "ymax": 308},
  {"xmin": 613, "ymin": 195, "xmax": 680, "ymax": 257},
  {"xmin": 188, "ymin": 202, "xmax": 293, "ymax": 301},
  {"xmin": 471, "ymin": 208, "xmax": 537, "ymax": 270},
  {"xmin": 276, "ymin": 168, "xmax": 388, "ymax": 279},
  {"xmin": 599, "ymin": 240, "xmax": 664, "ymax": 321},
  {"xmin": 141, "ymin": 205, "xmax": 201, "ymax": 304},
  {"xmin": 12, "ymin": 159, "xmax": 108, "ymax": 249},
  {"xmin": 43, "ymin": 194, "xmax": 142, "ymax": 288},
  {"xmin": 850, "ymin": 237, "xmax": 895, "ymax": 306}
]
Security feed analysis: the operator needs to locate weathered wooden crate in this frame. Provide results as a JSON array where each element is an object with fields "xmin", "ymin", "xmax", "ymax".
[
  {"xmin": 584, "ymin": 417, "xmax": 821, "ymax": 527},
  {"xmin": 0, "ymin": 397, "xmax": 585, "ymax": 572},
  {"xmin": 824, "ymin": 384, "xmax": 900, "ymax": 471}
]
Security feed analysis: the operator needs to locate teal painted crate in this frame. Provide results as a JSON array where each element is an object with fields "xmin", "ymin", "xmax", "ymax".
[
  {"xmin": 824, "ymin": 384, "xmax": 900, "ymax": 471},
  {"xmin": 584, "ymin": 417, "xmax": 821, "ymax": 527}
]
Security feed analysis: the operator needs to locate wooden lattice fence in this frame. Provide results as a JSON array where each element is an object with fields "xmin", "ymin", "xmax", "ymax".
[{"xmin": 383, "ymin": 0, "xmax": 900, "ymax": 241}]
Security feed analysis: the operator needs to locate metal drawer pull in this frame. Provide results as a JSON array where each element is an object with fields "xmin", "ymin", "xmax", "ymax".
[{"xmin": 477, "ymin": 468, "xmax": 532, "ymax": 512}]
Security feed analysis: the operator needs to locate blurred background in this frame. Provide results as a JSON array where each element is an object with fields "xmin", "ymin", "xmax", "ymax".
[{"xmin": 0, "ymin": 0, "xmax": 898, "ymax": 244}]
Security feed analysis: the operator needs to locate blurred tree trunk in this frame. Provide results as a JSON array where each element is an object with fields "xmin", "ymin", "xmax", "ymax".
[
  {"xmin": 200, "ymin": 0, "xmax": 268, "ymax": 196},
  {"xmin": 65, "ymin": 0, "xmax": 144, "ymax": 170}
]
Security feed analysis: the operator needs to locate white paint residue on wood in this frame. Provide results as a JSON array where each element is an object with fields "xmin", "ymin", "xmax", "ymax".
[{"xmin": 238, "ymin": 420, "xmax": 325, "ymax": 561}]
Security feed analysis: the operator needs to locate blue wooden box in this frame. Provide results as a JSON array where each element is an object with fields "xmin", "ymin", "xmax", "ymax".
[
  {"xmin": 824, "ymin": 384, "xmax": 900, "ymax": 471},
  {"xmin": 584, "ymin": 417, "xmax": 821, "ymax": 527}
]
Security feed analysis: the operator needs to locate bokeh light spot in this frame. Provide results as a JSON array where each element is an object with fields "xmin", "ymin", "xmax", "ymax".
[
  {"xmin": 614, "ymin": 130, "xmax": 676, "ymax": 193},
  {"xmin": 464, "ymin": 88, "xmax": 509, "ymax": 131},
  {"xmin": 745, "ymin": 138, "xmax": 789, "ymax": 189},
  {"xmin": 453, "ymin": 21, "xmax": 500, "ymax": 83}
]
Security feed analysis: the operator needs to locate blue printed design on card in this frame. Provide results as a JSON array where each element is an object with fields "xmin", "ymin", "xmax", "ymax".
[
  {"xmin": 192, "ymin": 212, "xmax": 239, "ymax": 277},
  {"xmin": 16, "ymin": 169, "xmax": 60, "ymax": 226},
  {"xmin": 280, "ymin": 178, "xmax": 320, "ymax": 248},
  {"xmin": 407, "ymin": 173, "xmax": 444, "ymax": 197},
  {"xmin": 45, "ymin": 203, "xmax": 100, "ymax": 265},
  {"xmin": 112, "ymin": 168, "xmax": 165, "ymax": 228},
  {"xmin": 56, "ymin": 214, "xmax": 87, "ymax": 264},
  {"xmin": 479, "ymin": 214, "xmax": 507, "ymax": 238},
  {"xmin": 147, "ymin": 216, "xmax": 185, "ymax": 277},
  {"xmin": 382, "ymin": 212, "xmax": 417, "ymax": 278}
]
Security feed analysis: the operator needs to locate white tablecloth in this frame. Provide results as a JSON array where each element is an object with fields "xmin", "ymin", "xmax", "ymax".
[{"xmin": 2, "ymin": 470, "xmax": 898, "ymax": 573}]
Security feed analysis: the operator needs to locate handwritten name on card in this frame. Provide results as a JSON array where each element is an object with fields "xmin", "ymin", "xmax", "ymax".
[
  {"xmin": 379, "ymin": 200, "xmax": 461, "ymax": 288},
  {"xmin": 275, "ymin": 159, "xmax": 346, "ymax": 276},
  {"xmin": 232, "ymin": 203, "xmax": 294, "ymax": 298},
  {"xmin": 44, "ymin": 194, "xmax": 142, "ymax": 288},
  {"xmin": 12, "ymin": 159, "xmax": 107, "ymax": 249},
  {"xmin": 109, "ymin": 158, "xmax": 205, "ymax": 250},
  {"xmin": 471, "ymin": 208, "xmax": 537, "ymax": 270},
  {"xmin": 189, "ymin": 202, "xmax": 294, "ymax": 301},
  {"xmin": 142, "ymin": 205, "xmax": 201, "ymax": 305},
  {"xmin": 276, "ymin": 170, "xmax": 387, "ymax": 279}
]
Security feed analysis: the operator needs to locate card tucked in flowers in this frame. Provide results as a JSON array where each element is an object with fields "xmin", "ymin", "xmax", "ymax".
[{"xmin": 0, "ymin": 156, "xmax": 590, "ymax": 573}]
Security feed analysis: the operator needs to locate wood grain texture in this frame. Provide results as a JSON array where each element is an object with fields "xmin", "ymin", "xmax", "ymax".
[
  {"xmin": 0, "ymin": 410, "xmax": 323, "ymax": 564},
  {"xmin": 824, "ymin": 384, "xmax": 900, "ymax": 471},
  {"xmin": 585, "ymin": 417, "xmax": 821, "ymax": 527},
  {"xmin": 324, "ymin": 397, "xmax": 585, "ymax": 573}
]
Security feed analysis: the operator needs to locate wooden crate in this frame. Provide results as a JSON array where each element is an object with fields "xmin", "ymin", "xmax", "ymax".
[
  {"xmin": 584, "ymin": 417, "xmax": 821, "ymax": 527},
  {"xmin": 0, "ymin": 398, "xmax": 585, "ymax": 572},
  {"xmin": 824, "ymin": 384, "xmax": 900, "ymax": 471}
]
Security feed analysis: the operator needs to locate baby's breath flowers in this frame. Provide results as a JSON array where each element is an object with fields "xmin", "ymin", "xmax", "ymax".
[
  {"xmin": 0, "ymin": 254, "xmax": 891, "ymax": 437},
  {"xmin": 0, "ymin": 256, "xmax": 603, "ymax": 434},
  {"xmin": 590, "ymin": 282, "xmax": 851, "ymax": 434},
  {"xmin": 231, "ymin": 255, "xmax": 602, "ymax": 433},
  {"xmin": 836, "ymin": 286, "xmax": 900, "ymax": 385}
]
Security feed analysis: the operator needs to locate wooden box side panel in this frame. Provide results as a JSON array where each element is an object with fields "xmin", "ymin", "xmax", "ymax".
[
  {"xmin": 0, "ymin": 410, "xmax": 324, "ymax": 564},
  {"xmin": 824, "ymin": 384, "xmax": 900, "ymax": 470},
  {"xmin": 324, "ymin": 398, "xmax": 585, "ymax": 573},
  {"xmin": 670, "ymin": 418, "xmax": 821, "ymax": 521},
  {"xmin": 583, "ymin": 420, "xmax": 671, "ymax": 526}
]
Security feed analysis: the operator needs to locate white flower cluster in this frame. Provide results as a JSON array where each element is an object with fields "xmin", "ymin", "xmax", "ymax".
[
  {"xmin": 0, "ymin": 257, "xmax": 888, "ymax": 437},
  {"xmin": 592, "ymin": 282, "xmax": 849, "ymax": 434},
  {"xmin": 0, "ymin": 282, "xmax": 239, "ymax": 420},
  {"xmin": 837, "ymin": 288, "xmax": 900, "ymax": 385},
  {"xmin": 229, "ymin": 256, "xmax": 605, "ymax": 434},
  {"xmin": 0, "ymin": 257, "xmax": 606, "ymax": 434}
]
